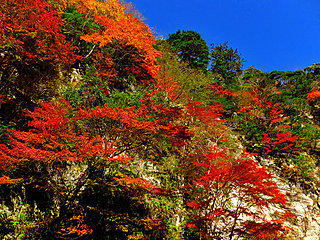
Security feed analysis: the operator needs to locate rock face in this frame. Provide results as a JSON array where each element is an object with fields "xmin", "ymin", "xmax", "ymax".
[
  {"xmin": 264, "ymin": 168, "xmax": 320, "ymax": 239},
  {"xmin": 285, "ymin": 188, "xmax": 320, "ymax": 240},
  {"xmin": 226, "ymin": 132, "xmax": 320, "ymax": 239}
]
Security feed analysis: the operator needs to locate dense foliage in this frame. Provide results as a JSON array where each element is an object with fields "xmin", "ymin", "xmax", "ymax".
[
  {"xmin": 168, "ymin": 30, "xmax": 210, "ymax": 72},
  {"xmin": 0, "ymin": 0, "xmax": 319, "ymax": 239}
]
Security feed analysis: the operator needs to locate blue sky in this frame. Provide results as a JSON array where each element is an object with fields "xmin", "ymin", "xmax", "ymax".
[{"xmin": 131, "ymin": 0, "xmax": 320, "ymax": 72}]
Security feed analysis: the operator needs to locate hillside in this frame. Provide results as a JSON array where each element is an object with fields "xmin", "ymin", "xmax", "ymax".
[{"xmin": 1, "ymin": 1, "xmax": 320, "ymax": 239}]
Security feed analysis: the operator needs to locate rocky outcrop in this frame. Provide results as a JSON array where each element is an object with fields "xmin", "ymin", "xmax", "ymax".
[{"xmin": 260, "ymin": 162, "xmax": 320, "ymax": 240}]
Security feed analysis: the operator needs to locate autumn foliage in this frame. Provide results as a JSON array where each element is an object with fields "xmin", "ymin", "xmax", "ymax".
[
  {"xmin": 307, "ymin": 90, "xmax": 320, "ymax": 102},
  {"xmin": 0, "ymin": 0, "xmax": 79, "ymax": 65},
  {"xmin": 186, "ymin": 148, "xmax": 290, "ymax": 239},
  {"xmin": 0, "ymin": 0, "xmax": 300, "ymax": 239}
]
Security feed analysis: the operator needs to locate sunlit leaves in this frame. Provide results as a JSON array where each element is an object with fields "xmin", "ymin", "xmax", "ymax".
[
  {"xmin": 81, "ymin": 15, "xmax": 161, "ymax": 84},
  {"xmin": 49, "ymin": 0, "xmax": 127, "ymax": 20},
  {"xmin": 0, "ymin": 1, "xmax": 302, "ymax": 239},
  {"xmin": 307, "ymin": 90, "xmax": 320, "ymax": 101},
  {"xmin": 0, "ymin": 101, "xmax": 131, "ymax": 173},
  {"xmin": 0, "ymin": 0, "xmax": 80, "ymax": 65},
  {"xmin": 262, "ymin": 132, "xmax": 299, "ymax": 156},
  {"xmin": 187, "ymin": 147, "xmax": 290, "ymax": 239}
]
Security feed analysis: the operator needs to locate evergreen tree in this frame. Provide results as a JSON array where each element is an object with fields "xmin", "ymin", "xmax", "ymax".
[{"xmin": 168, "ymin": 30, "xmax": 210, "ymax": 72}]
